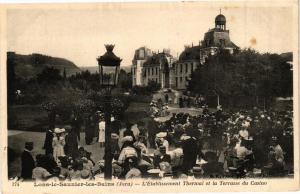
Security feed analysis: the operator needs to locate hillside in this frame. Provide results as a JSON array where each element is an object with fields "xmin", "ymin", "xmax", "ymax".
[{"xmin": 7, "ymin": 52, "xmax": 81, "ymax": 78}]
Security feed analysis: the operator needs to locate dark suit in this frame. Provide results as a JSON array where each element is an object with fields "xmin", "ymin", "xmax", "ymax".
[
  {"xmin": 65, "ymin": 131, "xmax": 79, "ymax": 159},
  {"xmin": 21, "ymin": 150, "xmax": 35, "ymax": 180},
  {"xmin": 43, "ymin": 130, "xmax": 53, "ymax": 155},
  {"xmin": 182, "ymin": 137, "xmax": 198, "ymax": 173},
  {"xmin": 71, "ymin": 117, "xmax": 81, "ymax": 141},
  {"xmin": 111, "ymin": 120, "xmax": 121, "ymax": 135}
]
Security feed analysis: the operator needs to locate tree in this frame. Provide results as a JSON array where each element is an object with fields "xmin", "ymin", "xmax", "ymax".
[
  {"xmin": 188, "ymin": 48, "xmax": 293, "ymax": 108},
  {"xmin": 37, "ymin": 66, "xmax": 62, "ymax": 85},
  {"xmin": 118, "ymin": 69, "xmax": 132, "ymax": 90},
  {"xmin": 7, "ymin": 52, "xmax": 16, "ymax": 105},
  {"xmin": 63, "ymin": 67, "xmax": 67, "ymax": 80}
]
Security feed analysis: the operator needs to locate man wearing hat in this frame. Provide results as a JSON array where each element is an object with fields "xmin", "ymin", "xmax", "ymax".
[
  {"xmin": 111, "ymin": 116, "xmax": 121, "ymax": 135},
  {"xmin": 85, "ymin": 114, "xmax": 95, "ymax": 145},
  {"xmin": 21, "ymin": 142, "xmax": 35, "ymax": 180},
  {"xmin": 71, "ymin": 112, "xmax": 81, "ymax": 141},
  {"xmin": 181, "ymin": 134, "xmax": 198, "ymax": 174}
]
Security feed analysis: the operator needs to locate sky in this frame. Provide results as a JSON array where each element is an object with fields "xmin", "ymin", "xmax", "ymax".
[{"xmin": 7, "ymin": 2, "xmax": 296, "ymax": 67}]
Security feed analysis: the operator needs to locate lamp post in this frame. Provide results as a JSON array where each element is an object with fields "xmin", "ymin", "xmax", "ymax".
[{"xmin": 97, "ymin": 44, "xmax": 122, "ymax": 179}]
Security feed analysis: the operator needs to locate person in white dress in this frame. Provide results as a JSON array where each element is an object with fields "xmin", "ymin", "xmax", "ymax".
[
  {"xmin": 52, "ymin": 128, "xmax": 66, "ymax": 162},
  {"xmin": 174, "ymin": 92, "xmax": 180, "ymax": 104},
  {"xmin": 98, "ymin": 118, "xmax": 105, "ymax": 147}
]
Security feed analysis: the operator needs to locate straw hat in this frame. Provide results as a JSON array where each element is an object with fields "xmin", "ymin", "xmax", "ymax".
[
  {"xmin": 54, "ymin": 128, "xmax": 61, "ymax": 133},
  {"xmin": 180, "ymin": 135, "xmax": 191, "ymax": 141},
  {"xmin": 156, "ymin": 132, "xmax": 167, "ymax": 138},
  {"xmin": 122, "ymin": 136, "xmax": 133, "ymax": 143},
  {"xmin": 111, "ymin": 133, "xmax": 119, "ymax": 140}
]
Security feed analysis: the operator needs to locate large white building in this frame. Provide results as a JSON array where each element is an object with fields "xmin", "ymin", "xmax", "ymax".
[{"xmin": 131, "ymin": 13, "xmax": 239, "ymax": 90}]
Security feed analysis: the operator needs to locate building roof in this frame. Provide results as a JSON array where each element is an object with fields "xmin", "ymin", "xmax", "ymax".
[
  {"xmin": 143, "ymin": 52, "xmax": 172, "ymax": 67},
  {"xmin": 178, "ymin": 46, "xmax": 200, "ymax": 62},
  {"xmin": 200, "ymin": 29, "xmax": 239, "ymax": 49},
  {"xmin": 215, "ymin": 14, "xmax": 226, "ymax": 24}
]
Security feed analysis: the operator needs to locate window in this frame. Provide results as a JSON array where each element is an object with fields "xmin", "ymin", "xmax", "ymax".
[
  {"xmin": 180, "ymin": 77, "xmax": 183, "ymax": 82},
  {"xmin": 148, "ymin": 68, "xmax": 150, "ymax": 76},
  {"xmin": 152, "ymin": 68, "xmax": 154, "ymax": 75},
  {"xmin": 175, "ymin": 77, "xmax": 178, "ymax": 87},
  {"xmin": 155, "ymin": 78, "xmax": 158, "ymax": 83},
  {"xmin": 139, "ymin": 49, "xmax": 145, "ymax": 59},
  {"xmin": 191, "ymin": 63, "xmax": 194, "ymax": 73},
  {"xmin": 185, "ymin": 63, "xmax": 188, "ymax": 73},
  {"xmin": 156, "ymin": 67, "xmax": 158, "ymax": 75},
  {"xmin": 180, "ymin": 64, "xmax": 183, "ymax": 73}
]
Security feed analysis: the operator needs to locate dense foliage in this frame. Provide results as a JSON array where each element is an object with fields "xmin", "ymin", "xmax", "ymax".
[
  {"xmin": 188, "ymin": 49, "xmax": 293, "ymax": 108},
  {"xmin": 7, "ymin": 52, "xmax": 133, "ymax": 130},
  {"xmin": 131, "ymin": 80, "xmax": 161, "ymax": 95}
]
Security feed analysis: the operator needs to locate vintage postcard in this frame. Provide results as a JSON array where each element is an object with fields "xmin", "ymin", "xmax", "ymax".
[{"xmin": 0, "ymin": 0, "xmax": 299, "ymax": 193}]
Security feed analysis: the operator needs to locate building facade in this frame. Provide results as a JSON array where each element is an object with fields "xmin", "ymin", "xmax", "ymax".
[
  {"xmin": 131, "ymin": 13, "xmax": 239, "ymax": 90},
  {"xmin": 131, "ymin": 47, "xmax": 177, "ymax": 88}
]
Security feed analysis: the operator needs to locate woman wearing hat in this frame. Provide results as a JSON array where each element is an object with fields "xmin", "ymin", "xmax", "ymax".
[
  {"xmin": 98, "ymin": 117, "xmax": 105, "ymax": 147},
  {"xmin": 52, "ymin": 128, "xmax": 66, "ymax": 162}
]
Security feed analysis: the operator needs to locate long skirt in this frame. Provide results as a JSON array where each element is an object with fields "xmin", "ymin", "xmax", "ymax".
[{"xmin": 53, "ymin": 145, "xmax": 65, "ymax": 162}]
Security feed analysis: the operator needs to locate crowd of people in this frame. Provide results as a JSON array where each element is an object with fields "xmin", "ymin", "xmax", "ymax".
[{"xmin": 19, "ymin": 98, "xmax": 293, "ymax": 181}]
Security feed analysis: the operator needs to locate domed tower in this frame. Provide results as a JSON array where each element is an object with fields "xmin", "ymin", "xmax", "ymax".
[
  {"xmin": 199, "ymin": 11, "xmax": 239, "ymax": 64},
  {"xmin": 215, "ymin": 13, "xmax": 226, "ymax": 30}
]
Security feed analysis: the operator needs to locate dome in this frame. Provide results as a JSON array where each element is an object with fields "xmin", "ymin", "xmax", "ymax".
[
  {"xmin": 178, "ymin": 46, "xmax": 200, "ymax": 61},
  {"xmin": 215, "ymin": 14, "xmax": 226, "ymax": 24}
]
